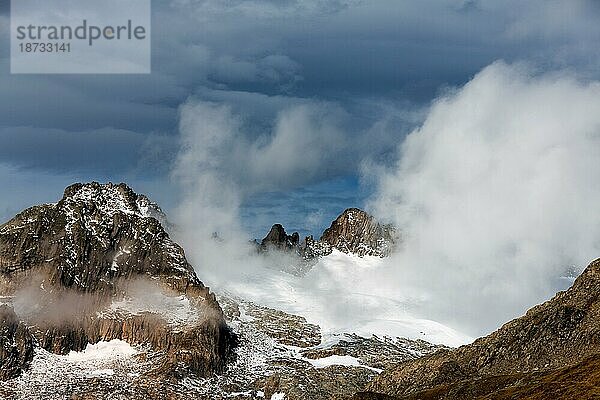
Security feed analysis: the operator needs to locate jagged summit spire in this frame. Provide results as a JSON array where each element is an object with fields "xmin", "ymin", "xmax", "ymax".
[
  {"xmin": 319, "ymin": 208, "xmax": 396, "ymax": 257},
  {"xmin": 256, "ymin": 207, "xmax": 396, "ymax": 259},
  {"xmin": 261, "ymin": 224, "xmax": 300, "ymax": 250}
]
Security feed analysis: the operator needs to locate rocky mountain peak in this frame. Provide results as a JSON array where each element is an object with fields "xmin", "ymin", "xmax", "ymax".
[
  {"xmin": 256, "ymin": 208, "xmax": 397, "ymax": 267},
  {"xmin": 261, "ymin": 224, "xmax": 300, "ymax": 251},
  {"xmin": 61, "ymin": 181, "xmax": 165, "ymax": 220},
  {"xmin": 0, "ymin": 181, "xmax": 196, "ymax": 294},
  {"xmin": 319, "ymin": 208, "xmax": 396, "ymax": 257},
  {"xmin": 0, "ymin": 182, "xmax": 235, "ymax": 380}
]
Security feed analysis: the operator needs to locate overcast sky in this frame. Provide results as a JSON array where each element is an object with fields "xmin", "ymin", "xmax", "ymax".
[{"xmin": 1, "ymin": 0, "xmax": 599, "ymax": 237}]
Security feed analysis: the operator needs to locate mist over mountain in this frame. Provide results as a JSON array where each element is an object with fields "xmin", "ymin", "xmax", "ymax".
[
  {"xmin": 0, "ymin": 172, "xmax": 597, "ymax": 399},
  {"xmin": 2, "ymin": 1, "xmax": 600, "ymax": 399}
]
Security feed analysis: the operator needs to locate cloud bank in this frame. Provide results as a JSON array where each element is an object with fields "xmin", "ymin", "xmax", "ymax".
[
  {"xmin": 370, "ymin": 62, "xmax": 600, "ymax": 335},
  {"xmin": 4, "ymin": 0, "xmax": 600, "ymax": 226},
  {"xmin": 171, "ymin": 95, "xmax": 410, "ymax": 235},
  {"xmin": 171, "ymin": 61, "xmax": 600, "ymax": 341}
]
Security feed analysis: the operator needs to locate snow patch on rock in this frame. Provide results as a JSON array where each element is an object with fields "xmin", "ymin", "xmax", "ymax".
[{"xmin": 66, "ymin": 339, "xmax": 138, "ymax": 362}]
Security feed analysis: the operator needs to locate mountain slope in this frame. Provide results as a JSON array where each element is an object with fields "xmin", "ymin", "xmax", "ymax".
[
  {"xmin": 356, "ymin": 257, "xmax": 600, "ymax": 399},
  {"xmin": 0, "ymin": 305, "xmax": 34, "ymax": 380},
  {"xmin": 0, "ymin": 182, "xmax": 235, "ymax": 380}
]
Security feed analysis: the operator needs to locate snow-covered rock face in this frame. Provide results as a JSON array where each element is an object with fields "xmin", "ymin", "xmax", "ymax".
[
  {"xmin": 0, "ymin": 182, "xmax": 236, "ymax": 380},
  {"xmin": 186, "ymin": 295, "xmax": 447, "ymax": 399},
  {"xmin": 63, "ymin": 182, "xmax": 156, "ymax": 218},
  {"xmin": 60, "ymin": 182, "xmax": 169, "ymax": 228},
  {"xmin": 0, "ymin": 181, "xmax": 197, "ymax": 293},
  {"xmin": 318, "ymin": 208, "xmax": 396, "ymax": 257},
  {"xmin": 255, "ymin": 208, "xmax": 397, "ymax": 275}
]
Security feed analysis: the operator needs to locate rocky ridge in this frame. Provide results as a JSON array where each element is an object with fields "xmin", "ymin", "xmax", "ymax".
[
  {"xmin": 0, "ymin": 293, "xmax": 444, "ymax": 400},
  {"xmin": 189, "ymin": 295, "xmax": 444, "ymax": 400},
  {"xmin": 259, "ymin": 208, "xmax": 397, "ymax": 264},
  {"xmin": 0, "ymin": 182, "xmax": 235, "ymax": 381},
  {"xmin": 356, "ymin": 257, "xmax": 600, "ymax": 399}
]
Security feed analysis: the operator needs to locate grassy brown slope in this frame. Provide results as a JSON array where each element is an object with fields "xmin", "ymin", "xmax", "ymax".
[
  {"xmin": 358, "ymin": 258, "xmax": 600, "ymax": 399},
  {"xmin": 355, "ymin": 353, "xmax": 600, "ymax": 400}
]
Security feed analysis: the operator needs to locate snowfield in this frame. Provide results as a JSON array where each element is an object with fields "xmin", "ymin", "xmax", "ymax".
[
  {"xmin": 66, "ymin": 339, "xmax": 138, "ymax": 362},
  {"xmin": 208, "ymin": 250, "xmax": 472, "ymax": 347},
  {"xmin": 2, "ymin": 340, "xmax": 145, "ymax": 399}
]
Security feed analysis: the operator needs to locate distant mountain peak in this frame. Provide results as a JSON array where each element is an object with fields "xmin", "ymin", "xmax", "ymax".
[
  {"xmin": 320, "ymin": 208, "xmax": 397, "ymax": 257},
  {"xmin": 261, "ymin": 224, "xmax": 300, "ymax": 251},
  {"xmin": 257, "ymin": 207, "xmax": 397, "ymax": 262}
]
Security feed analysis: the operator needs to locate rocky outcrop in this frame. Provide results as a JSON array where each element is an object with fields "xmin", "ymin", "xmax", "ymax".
[
  {"xmin": 257, "ymin": 208, "xmax": 397, "ymax": 262},
  {"xmin": 302, "ymin": 335, "xmax": 447, "ymax": 372},
  {"xmin": 261, "ymin": 224, "xmax": 300, "ymax": 251},
  {"xmin": 356, "ymin": 355, "xmax": 600, "ymax": 400},
  {"xmin": 358, "ymin": 257, "xmax": 600, "ymax": 399},
  {"xmin": 320, "ymin": 208, "xmax": 396, "ymax": 257},
  {"xmin": 0, "ymin": 305, "xmax": 34, "ymax": 380},
  {"xmin": 0, "ymin": 182, "xmax": 235, "ymax": 379}
]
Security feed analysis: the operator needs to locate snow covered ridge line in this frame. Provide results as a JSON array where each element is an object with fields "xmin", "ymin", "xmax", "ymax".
[{"xmin": 62, "ymin": 181, "xmax": 165, "ymax": 219}]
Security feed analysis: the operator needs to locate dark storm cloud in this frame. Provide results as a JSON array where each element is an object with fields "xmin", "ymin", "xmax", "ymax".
[
  {"xmin": 0, "ymin": 1, "xmax": 9, "ymax": 16},
  {"xmin": 0, "ymin": 127, "xmax": 178, "ymax": 175},
  {"xmin": 4, "ymin": 0, "xmax": 599, "ymax": 138},
  {"xmin": 1, "ymin": 0, "xmax": 599, "ymax": 222}
]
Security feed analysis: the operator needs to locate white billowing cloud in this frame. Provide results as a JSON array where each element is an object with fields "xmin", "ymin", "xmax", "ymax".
[
  {"xmin": 171, "ymin": 61, "xmax": 600, "ymax": 341},
  {"xmin": 246, "ymin": 103, "xmax": 348, "ymax": 186},
  {"xmin": 170, "ymin": 98, "xmax": 351, "ymax": 283},
  {"xmin": 172, "ymin": 101, "xmax": 244, "ymax": 241},
  {"xmin": 171, "ymin": 94, "xmax": 411, "ymax": 203},
  {"xmin": 170, "ymin": 93, "xmax": 411, "ymax": 243},
  {"xmin": 370, "ymin": 61, "xmax": 600, "ymax": 335},
  {"xmin": 170, "ymin": 98, "xmax": 356, "ymax": 292},
  {"xmin": 169, "ymin": 98, "xmax": 473, "ymax": 346},
  {"xmin": 172, "ymin": 98, "xmax": 353, "ymax": 204}
]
